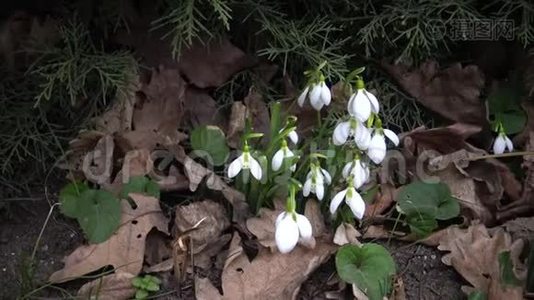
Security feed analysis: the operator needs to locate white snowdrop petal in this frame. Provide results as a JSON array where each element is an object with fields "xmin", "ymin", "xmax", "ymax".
[
  {"xmin": 333, "ymin": 122, "xmax": 351, "ymax": 146},
  {"xmin": 297, "ymin": 86, "xmax": 309, "ymax": 107},
  {"xmin": 504, "ymin": 136, "xmax": 514, "ymax": 152},
  {"xmin": 306, "ymin": 170, "xmax": 312, "ymax": 180},
  {"xmin": 295, "ymin": 213, "xmax": 313, "ymax": 239},
  {"xmin": 320, "ymin": 82, "xmax": 332, "ymax": 106},
  {"xmin": 342, "ymin": 162, "xmax": 353, "ymax": 178},
  {"xmin": 347, "ymin": 93, "xmax": 356, "ymax": 116},
  {"xmin": 275, "ymin": 212, "xmax": 286, "ymax": 227},
  {"xmin": 249, "ymin": 156, "xmax": 263, "ymax": 180},
  {"xmin": 303, "ymin": 178, "xmax": 312, "ymax": 197},
  {"xmin": 321, "ymin": 168, "xmax": 332, "ymax": 185},
  {"xmin": 227, "ymin": 155, "xmax": 243, "ymax": 178},
  {"xmin": 346, "ymin": 189, "xmax": 366, "ymax": 219},
  {"xmin": 352, "ymin": 90, "xmax": 371, "ymax": 122},
  {"xmin": 493, "ymin": 136, "xmax": 506, "ymax": 154},
  {"xmin": 354, "ymin": 123, "xmax": 371, "ymax": 150},
  {"xmin": 275, "ymin": 214, "xmax": 299, "ymax": 253},
  {"xmin": 271, "ymin": 149, "xmax": 284, "ymax": 171},
  {"xmin": 315, "ymin": 183, "xmax": 325, "ymax": 201},
  {"xmin": 330, "ymin": 189, "xmax": 347, "ymax": 214},
  {"xmin": 368, "ymin": 134, "xmax": 387, "ymax": 164},
  {"xmin": 383, "ymin": 129, "xmax": 399, "ymax": 146},
  {"xmin": 288, "ymin": 130, "xmax": 299, "ymax": 144},
  {"xmin": 364, "ymin": 90, "xmax": 380, "ymax": 114},
  {"xmin": 309, "ymin": 84, "xmax": 323, "ymax": 110}
]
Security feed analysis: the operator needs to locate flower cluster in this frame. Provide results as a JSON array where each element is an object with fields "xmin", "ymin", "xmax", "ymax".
[
  {"xmin": 330, "ymin": 78, "xmax": 399, "ymax": 219},
  {"xmin": 492, "ymin": 121, "xmax": 514, "ymax": 154}
]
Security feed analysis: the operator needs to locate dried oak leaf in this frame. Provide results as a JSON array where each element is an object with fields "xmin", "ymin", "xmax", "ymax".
[
  {"xmin": 383, "ymin": 60, "xmax": 486, "ymax": 125},
  {"xmin": 437, "ymin": 224, "xmax": 524, "ymax": 299},
  {"xmin": 226, "ymin": 101, "xmax": 247, "ymax": 149},
  {"xmin": 178, "ymin": 38, "xmax": 256, "ymax": 88},
  {"xmin": 77, "ymin": 271, "xmax": 136, "ymax": 300},
  {"xmin": 333, "ymin": 223, "xmax": 362, "ymax": 246},
  {"xmin": 49, "ymin": 194, "xmax": 168, "ymax": 283},
  {"xmin": 134, "ymin": 67, "xmax": 185, "ymax": 135},
  {"xmin": 94, "ymin": 77, "xmax": 139, "ymax": 134},
  {"xmin": 244, "ymin": 88, "xmax": 270, "ymax": 136},
  {"xmin": 196, "ymin": 233, "xmax": 336, "ymax": 300}
]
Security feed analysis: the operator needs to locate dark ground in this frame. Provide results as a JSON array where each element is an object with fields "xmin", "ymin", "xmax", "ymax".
[{"xmin": 0, "ymin": 192, "xmax": 466, "ymax": 300}]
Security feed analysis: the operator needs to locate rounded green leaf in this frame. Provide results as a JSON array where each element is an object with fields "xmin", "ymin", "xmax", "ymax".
[
  {"xmin": 335, "ymin": 244, "xmax": 396, "ymax": 300},
  {"xmin": 120, "ymin": 176, "xmax": 160, "ymax": 199},
  {"xmin": 77, "ymin": 190, "xmax": 121, "ymax": 243},
  {"xmin": 488, "ymin": 83, "xmax": 526, "ymax": 134},
  {"xmin": 495, "ymin": 111, "xmax": 527, "ymax": 135},
  {"xmin": 190, "ymin": 125, "xmax": 229, "ymax": 166},
  {"xmin": 135, "ymin": 289, "xmax": 149, "ymax": 300},
  {"xmin": 59, "ymin": 182, "xmax": 89, "ymax": 218},
  {"xmin": 396, "ymin": 182, "xmax": 459, "ymax": 220},
  {"xmin": 406, "ymin": 213, "xmax": 438, "ymax": 237}
]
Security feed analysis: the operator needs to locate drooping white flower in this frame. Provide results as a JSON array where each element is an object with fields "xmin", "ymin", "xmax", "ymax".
[
  {"xmin": 329, "ymin": 186, "xmax": 366, "ymax": 219},
  {"xmin": 342, "ymin": 159, "xmax": 370, "ymax": 189},
  {"xmin": 332, "ymin": 118, "xmax": 371, "ymax": 149},
  {"xmin": 275, "ymin": 211, "xmax": 313, "ymax": 253},
  {"xmin": 347, "ymin": 81, "xmax": 380, "ymax": 122},
  {"xmin": 303, "ymin": 165, "xmax": 332, "ymax": 200},
  {"xmin": 272, "ymin": 143, "xmax": 296, "ymax": 172},
  {"xmin": 280, "ymin": 128, "xmax": 299, "ymax": 144},
  {"xmin": 367, "ymin": 129, "xmax": 399, "ymax": 164},
  {"xmin": 299, "ymin": 81, "xmax": 331, "ymax": 111},
  {"xmin": 492, "ymin": 133, "xmax": 514, "ymax": 154},
  {"xmin": 227, "ymin": 149, "xmax": 263, "ymax": 180}
]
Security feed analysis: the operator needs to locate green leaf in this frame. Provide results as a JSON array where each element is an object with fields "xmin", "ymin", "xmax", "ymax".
[
  {"xmin": 190, "ymin": 125, "xmax": 229, "ymax": 166},
  {"xmin": 335, "ymin": 244, "xmax": 396, "ymax": 300},
  {"xmin": 468, "ymin": 291, "xmax": 487, "ymax": 300},
  {"xmin": 145, "ymin": 281, "xmax": 160, "ymax": 292},
  {"xmin": 120, "ymin": 176, "xmax": 160, "ymax": 199},
  {"xmin": 499, "ymin": 251, "xmax": 521, "ymax": 286},
  {"xmin": 488, "ymin": 82, "xmax": 526, "ymax": 134},
  {"xmin": 76, "ymin": 190, "xmax": 121, "ymax": 243},
  {"xmin": 397, "ymin": 182, "xmax": 459, "ymax": 220},
  {"xmin": 406, "ymin": 214, "xmax": 438, "ymax": 237},
  {"xmin": 59, "ymin": 182, "xmax": 89, "ymax": 218},
  {"xmin": 495, "ymin": 111, "xmax": 527, "ymax": 135},
  {"xmin": 135, "ymin": 289, "xmax": 149, "ymax": 300},
  {"xmin": 132, "ymin": 277, "xmax": 144, "ymax": 288}
]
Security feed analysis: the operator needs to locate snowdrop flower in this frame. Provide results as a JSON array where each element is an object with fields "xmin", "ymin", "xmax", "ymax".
[
  {"xmin": 347, "ymin": 79, "xmax": 380, "ymax": 122},
  {"xmin": 280, "ymin": 128, "xmax": 299, "ymax": 144},
  {"xmin": 493, "ymin": 133, "xmax": 513, "ymax": 154},
  {"xmin": 275, "ymin": 211, "xmax": 313, "ymax": 253},
  {"xmin": 329, "ymin": 183, "xmax": 366, "ymax": 219},
  {"xmin": 342, "ymin": 159, "xmax": 370, "ymax": 189},
  {"xmin": 367, "ymin": 128, "xmax": 399, "ymax": 164},
  {"xmin": 297, "ymin": 79, "xmax": 331, "ymax": 111},
  {"xmin": 332, "ymin": 118, "xmax": 371, "ymax": 149},
  {"xmin": 272, "ymin": 141, "xmax": 296, "ymax": 172},
  {"xmin": 303, "ymin": 164, "xmax": 331, "ymax": 200},
  {"xmin": 227, "ymin": 144, "xmax": 262, "ymax": 180}
]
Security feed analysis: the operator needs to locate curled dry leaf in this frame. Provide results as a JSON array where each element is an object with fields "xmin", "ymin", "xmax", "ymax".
[
  {"xmin": 226, "ymin": 101, "xmax": 247, "ymax": 149},
  {"xmin": 437, "ymin": 224, "xmax": 524, "ymax": 299},
  {"xmin": 333, "ymin": 223, "xmax": 362, "ymax": 246},
  {"xmin": 383, "ymin": 60, "xmax": 486, "ymax": 125},
  {"xmin": 170, "ymin": 145, "xmax": 250, "ymax": 227},
  {"xmin": 196, "ymin": 233, "xmax": 336, "ymax": 300},
  {"xmin": 49, "ymin": 194, "xmax": 168, "ymax": 283},
  {"xmin": 244, "ymin": 88, "xmax": 270, "ymax": 136},
  {"xmin": 122, "ymin": 149, "xmax": 153, "ymax": 181},
  {"xmin": 178, "ymin": 38, "xmax": 256, "ymax": 88},
  {"xmin": 77, "ymin": 271, "xmax": 136, "ymax": 300},
  {"xmin": 174, "ymin": 200, "xmax": 230, "ymax": 246}
]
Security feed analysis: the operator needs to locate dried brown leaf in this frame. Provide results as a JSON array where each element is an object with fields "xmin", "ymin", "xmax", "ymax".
[
  {"xmin": 333, "ymin": 223, "xmax": 362, "ymax": 246},
  {"xmin": 244, "ymin": 89, "xmax": 270, "ymax": 136},
  {"xmin": 178, "ymin": 38, "xmax": 256, "ymax": 88},
  {"xmin": 183, "ymin": 87, "xmax": 226, "ymax": 129},
  {"xmin": 77, "ymin": 271, "xmax": 136, "ymax": 300},
  {"xmin": 49, "ymin": 194, "xmax": 169, "ymax": 283},
  {"xmin": 83, "ymin": 135, "xmax": 114, "ymax": 185},
  {"xmin": 227, "ymin": 101, "xmax": 247, "ymax": 149},
  {"xmin": 383, "ymin": 60, "xmax": 486, "ymax": 125},
  {"xmin": 437, "ymin": 224, "xmax": 524, "ymax": 299},
  {"xmin": 174, "ymin": 200, "xmax": 230, "ymax": 246}
]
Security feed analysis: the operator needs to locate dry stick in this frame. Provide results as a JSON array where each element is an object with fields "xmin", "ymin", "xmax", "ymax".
[
  {"xmin": 31, "ymin": 203, "xmax": 60, "ymax": 262},
  {"xmin": 467, "ymin": 151, "xmax": 534, "ymax": 161}
]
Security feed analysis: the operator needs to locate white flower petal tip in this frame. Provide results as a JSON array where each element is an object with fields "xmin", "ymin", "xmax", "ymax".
[
  {"xmin": 271, "ymin": 149, "xmax": 284, "ymax": 171},
  {"xmin": 320, "ymin": 82, "xmax": 331, "ymax": 106},
  {"xmin": 248, "ymin": 156, "xmax": 263, "ymax": 180},
  {"xmin": 383, "ymin": 129, "xmax": 399, "ymax": 146},
  {"xmin": 275, "ymin": 213, "xmax": 299, "ymax": 254},
  {"xmin": 364, "ymin": 90, "xmax": 380, "ymax": 114},
  {"xmin": 227, "ymin": 155, "xmax": 243, "ymax": 178},
  {"xmin": 346, "ymin": 191, "xmax": 366, "ymax": 220},
  {"xmin": 275, "ymin": 212, "xmax": 313, "ymax": 254},
  {"xmin": 504, "ymin": 136, "xmax": 514, "ymax": 152},
  {"xmin": 297, "ymin": 86, "xmax": 309, "ymax": 107},
  {"xmin": 288, "ymin": 130, "xmax": 299, "ymax": 144},
  {"xmin": 330, "ymin": 189, "xmax": 347, "ymax": 215},
  {"xmin": 333, "ymin": 121, "xmax": 350, "ymax": 145}
]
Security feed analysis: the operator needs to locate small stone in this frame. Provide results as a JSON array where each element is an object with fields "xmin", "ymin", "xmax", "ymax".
[
  {"xmin": 430, "ymin": 254, "xmax": 436, "ymax": 260},
  {"xmin": 2, "ymin": 268, "xmax": 6, "ymax": 272}
]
